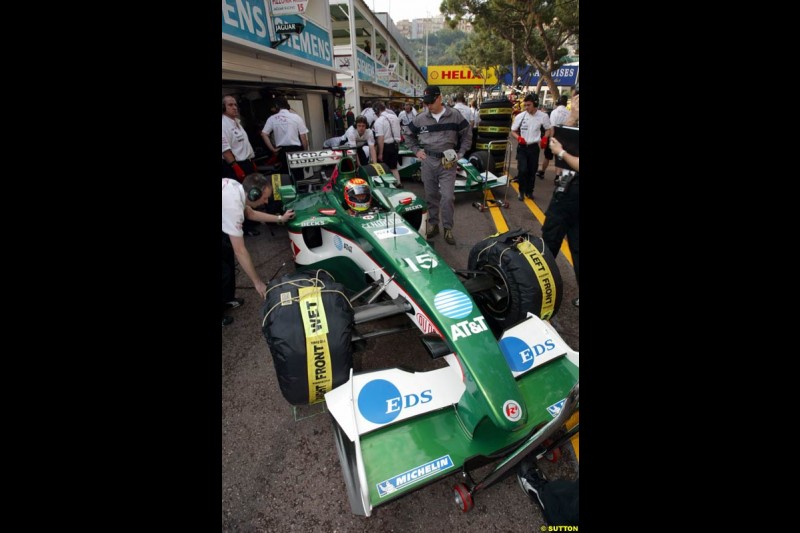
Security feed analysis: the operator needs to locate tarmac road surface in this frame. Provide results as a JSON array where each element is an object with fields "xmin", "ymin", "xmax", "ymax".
[{"xmin": 222, "ymin": 152, "xmax": 579, "ymax": 531}]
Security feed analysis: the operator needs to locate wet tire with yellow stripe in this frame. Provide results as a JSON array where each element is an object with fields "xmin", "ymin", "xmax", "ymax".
[{"xmin": 262, "ymin": 271, "xmax": 354, "ymax": 405}]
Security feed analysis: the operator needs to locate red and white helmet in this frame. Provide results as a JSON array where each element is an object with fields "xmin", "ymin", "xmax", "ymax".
[{"xmin": 344, "ymin": 178, "xmax": 371, "ymax": 212}]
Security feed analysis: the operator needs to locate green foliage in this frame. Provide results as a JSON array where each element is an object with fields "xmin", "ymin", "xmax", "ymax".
[{"xmin": 440, "ymin": 0, "xmax": 579, "ymax": 95}]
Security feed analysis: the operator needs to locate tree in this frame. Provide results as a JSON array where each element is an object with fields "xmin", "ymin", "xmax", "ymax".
[
  {"xmin": 458, "ymin": 26, "xmax": 513, "ymax": 94},
  {"xmin": 440, "ymin": 0, "xmax": 579, "ymax": 98}
]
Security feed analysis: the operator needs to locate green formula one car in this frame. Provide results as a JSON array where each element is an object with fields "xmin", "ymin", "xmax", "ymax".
[
  {"xmin": 397, "ymin": 142, "xmax": 510, "ymax": 195},
  {"xmin": 260, "ymin": 152, "xmax": 578, "ymax": 516}
]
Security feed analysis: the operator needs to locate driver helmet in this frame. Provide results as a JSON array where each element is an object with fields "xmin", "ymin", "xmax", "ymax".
[{"xmin": 344, "ymin": 178, "xmax": 371, "ymax": 212}]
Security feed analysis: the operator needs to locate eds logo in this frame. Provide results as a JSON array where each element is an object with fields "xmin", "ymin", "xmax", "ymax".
[
  {"xmin": 498, "ymin": 336, "xmax": 557, "ymax": 373},
  {"xmin": 357, "ymin": 379, "xmax": 432, "ymax": 425}
]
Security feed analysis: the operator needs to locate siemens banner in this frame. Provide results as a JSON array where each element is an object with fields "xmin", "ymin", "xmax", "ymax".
[
  {"xmin": 222, "ymin": 0, "xmax": 333, "ymax": 68},
  {"xmin": 501, "ymin": 66, "xmax": 579, "ymax": 87},
  {"xmin": 356, "ymin": 49, "xmax": 375, "ymax": 83}
]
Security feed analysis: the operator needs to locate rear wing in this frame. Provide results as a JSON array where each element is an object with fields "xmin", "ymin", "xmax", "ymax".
[{"xmin": 286, "ymin": 149, "xmax": 359, "ymax": 170}]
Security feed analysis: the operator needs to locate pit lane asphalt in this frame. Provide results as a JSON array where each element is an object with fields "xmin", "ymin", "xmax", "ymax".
[{"xmin": 221, "ymin": 154, "xmax": 579, "ymax": 531}]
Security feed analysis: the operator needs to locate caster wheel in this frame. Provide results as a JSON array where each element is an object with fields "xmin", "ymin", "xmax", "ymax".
[
  {"xmin": 545, "ymin": 446, "xmax": 561, "ymax": 462},
  {"xmin": 479, "ymin": 205, "xmax": 485, "ymax": 212},
  {"xmin": 452, "ymin": 482, "xmax": 474, "ymax": 512}
]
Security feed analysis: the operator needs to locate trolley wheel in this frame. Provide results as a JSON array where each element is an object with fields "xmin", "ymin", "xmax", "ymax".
[
  {"xmin": 545, "ymin": 446, "xmax": 562, "ymax": 462},
  {"xmin": 452, "ymin": 482, "xmax": 474, "ymax": 512},
  {"xmin": 479, "ymin": 204, "xmax": 485, "ymax": 212}
]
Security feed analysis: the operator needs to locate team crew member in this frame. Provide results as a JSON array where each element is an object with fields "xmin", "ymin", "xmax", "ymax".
[
  {"xmin": 398, "ymin": 102, "xmax": 417, "ymax": 134},
  {"xmin": 541, "ymin": 93, "xmax": 579, "ymax": 308},
  {"xmin": 222, "ymin": 173, "xmax": 295, "ymax": 326},
  {"xmin": 222, "ymin": 95, "xmax": 256, "ymax": 181},
  {"xmin": 538, "ymin": 94, "xmax": 570, "ymax": 180},
  {"xmin": 361, "ymin": 102, "xmax": 377, "ymax": 127},
  {"xmin": 453, "ymin": 93, "xmax": 474, "ymax": 129},
  {"xmin": 261, "ymin": 97, "xmax": 309, "ymax": 185},
  {"xmin": 344, "ymin": 116, "xmax": 377, "ymax": 166},
  {"xmin": 404, "ymin": 85, "xmax": 472, "ymax": 245},
  {"xmin": 511, "ymin": 94, "xmax": 552, "ymax": 200},
  {"xmin": 372, "ymin": 102, "xmax": 404, "ymax": 187},
  {"xmin": 222, "ymin": 95, "xmax": 261, "ymax": 235}
]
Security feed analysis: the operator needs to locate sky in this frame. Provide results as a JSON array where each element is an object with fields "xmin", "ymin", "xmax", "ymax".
[{"xmin": 367, "ymin": 0, "xmax": 442, "ymax": 23}]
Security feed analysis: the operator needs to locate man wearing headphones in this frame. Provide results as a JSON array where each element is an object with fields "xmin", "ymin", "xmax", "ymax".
[{"xmin": 222, "ymin": 173, "xmax": 295, "ymax": 326}]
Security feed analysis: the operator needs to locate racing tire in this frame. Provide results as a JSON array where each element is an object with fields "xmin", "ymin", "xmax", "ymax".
[
  {"xmin": 470, "ymin": 150, "xmax": 503, "ymax": 176},
  {"xmin": 468, "ymin": 151, "xmax": 489, "ymax": 174},
  {"xmin": 479, "ymin": 98, "xmax": 512, "ymax": 109},
  {"xmin": 468, "ymin": 229, "xmax": 563, "ymax": 336},
  {"xmin": 358, "ymin": 162, "xmax": 395, "ymax": 187},
  {"xmin": 261, "ymin": 271, "xmax": 354, "ymax": 405},
  {"xmin": 452, "ymin": 483, "xmax": 474, "ymax": 512},
  {"xmin": 477, "ymin": 125, "xmax": 511, "ymax": 139},
  {"xmin": 359, "ymin": 162, "xmax": 391, "ymax": 178},
  {"xmin": 332, "ymin": 416, "xmax": 370, "ymax": 516},
  {"xmin": 475, "ymin": 137, "xmax": 508, "ymax": 152},
  {"xmin": 478, "ymin": 114, "xmax": 511, "ymax": 125}
]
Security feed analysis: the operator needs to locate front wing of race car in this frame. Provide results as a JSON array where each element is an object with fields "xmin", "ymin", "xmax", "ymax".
[{"xmin": 325, "ymin": 314, "xmax": 579, "ymax": 516}]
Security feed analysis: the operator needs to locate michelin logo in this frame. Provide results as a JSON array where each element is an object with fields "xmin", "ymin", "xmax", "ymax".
[
  {"xmin": 376, "ymin": 455, "xmax": 454, "ymax": 498},
  {"xmin": 547, "ymin": 398, "xmax": 566, "ymax": 417}
]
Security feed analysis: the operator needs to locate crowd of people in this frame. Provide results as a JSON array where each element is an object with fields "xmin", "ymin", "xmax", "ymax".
[{"xmin": 221, "ymin": 83, "xmax": 579, "ymax": 315}]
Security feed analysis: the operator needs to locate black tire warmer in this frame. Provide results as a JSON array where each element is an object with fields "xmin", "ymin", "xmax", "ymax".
[
  {"xmin": 261, "ymin": 270, "xmax": 354, "ymax": 405},
  {"xmin": 468, "ymin": 229, "xmax": 563, "ymax": 333}
]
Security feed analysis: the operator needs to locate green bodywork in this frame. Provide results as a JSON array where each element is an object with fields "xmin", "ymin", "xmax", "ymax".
[
  {"xmin": 396, "ymin": 143, "xmax": 508, "ymax": 193},
  {"xmin": 282, "ymin": 157, "xmax": 577, "ymax": 512}
]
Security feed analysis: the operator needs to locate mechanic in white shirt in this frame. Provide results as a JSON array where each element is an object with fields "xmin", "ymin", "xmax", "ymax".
[
  {"xmin": 453, "ymin": 93, "xmax": 474, "ymax": 128},
  {"xmin": 398, "ymin": 102, "xmax": 417, "ymax": 134},
  {"xmin": 361, "ymin": 103, "xmax": 377, "ymax": 127},
  {"xmin": 344, "ymin": 116, "xmax": 377, "ymax": 166},
  {"xmin": 510, "ymin": 94, "xmax": 552, "ymax": 200},
  {"xmin": 539, "ymin": 95, "xmax": 571, "ymax": 180},
  {"xmin": 372, "ymin": 101, "xmax": 404, "ymax": 187},
  {"xmin": 222, "ymin": 95, "xmax": 256, "ymax": 181},
  {"xmin": 221, "ymin": 174, "xmax": 295, "ymax": 325},
  {"xmin": 261, "ymin": 96, "xmax": 309, "ymax": 184}
]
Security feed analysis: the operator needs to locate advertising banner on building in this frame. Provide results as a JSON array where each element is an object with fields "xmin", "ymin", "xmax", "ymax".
[
  {"xmin": 424, "ymin": 66, "xmax": 497, "ymax": 85},
  {"xmin": 222, "ymin": 1, "xmax": 333, "ymax": 68},
  {"xmin": 356, "ymin": 49, "xmax": 375, "ymax": 83},
  {"xmin": 500, "ymin": 65, "xmax": 579, "ymax": 87},
  {"xmin": 270, "ymin": 0, "xmax": 309, "ymax": 16}
]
